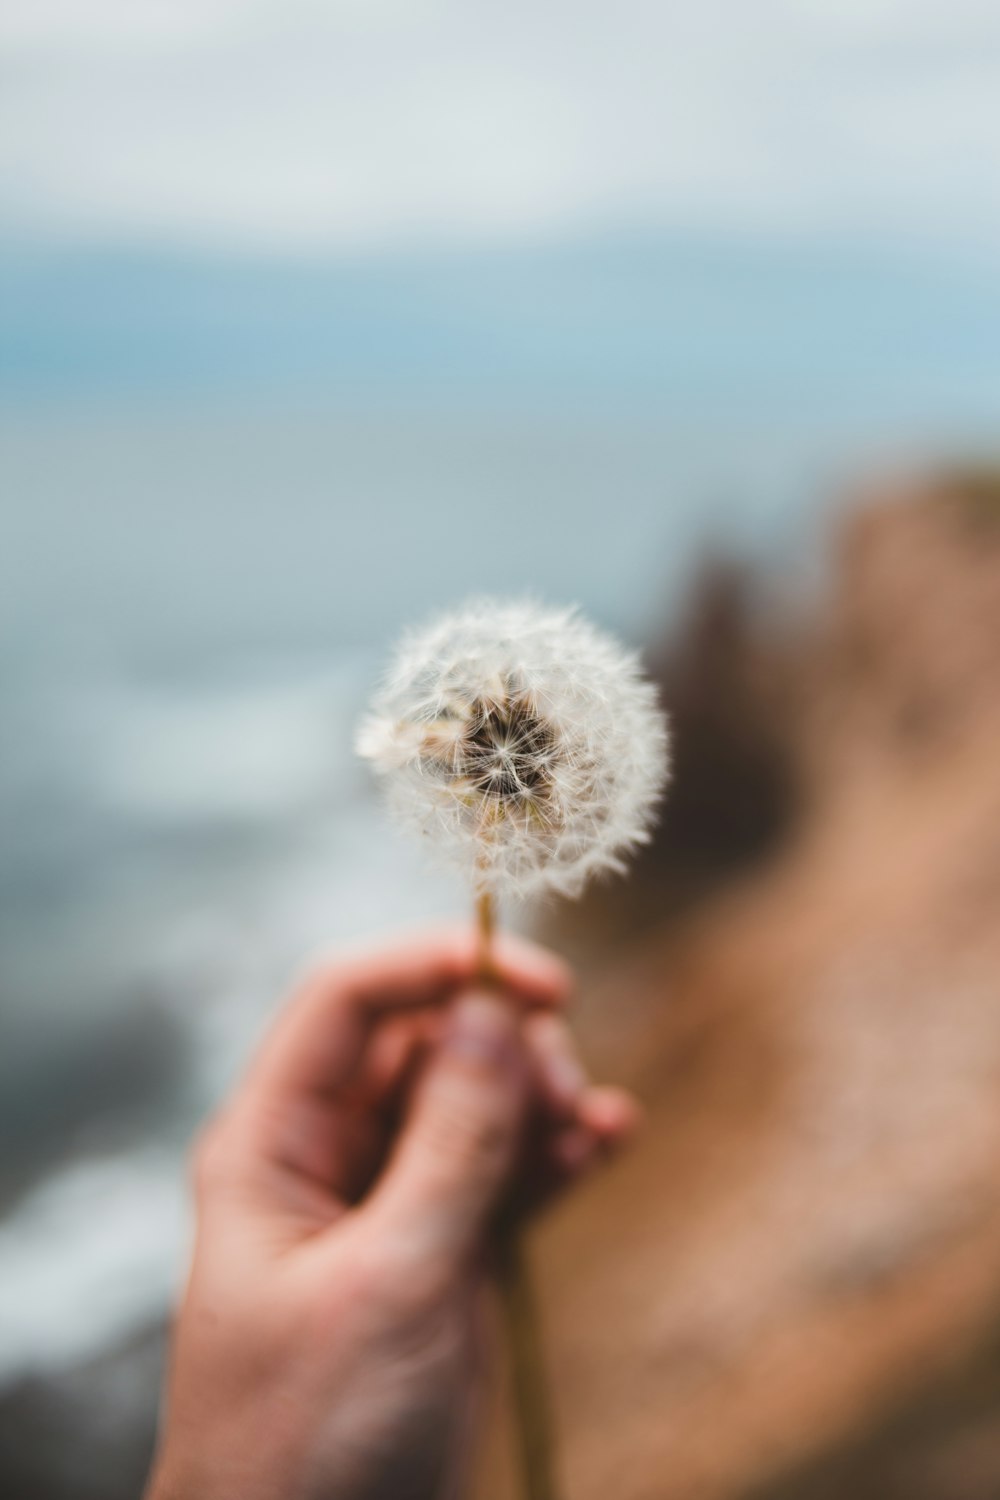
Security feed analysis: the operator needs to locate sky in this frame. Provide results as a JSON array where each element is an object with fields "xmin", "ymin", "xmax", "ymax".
[
  {"xmin": 5, "ymin": 0, "xmax": 1000, "ymax": 668},
  {"xmin": 2, "ymin": 0, "xmax": 1000, "ymax": 257}
]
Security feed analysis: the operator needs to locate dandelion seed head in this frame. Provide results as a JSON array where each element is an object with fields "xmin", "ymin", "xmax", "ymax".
[{"xmin": 357, "ymin": 599, "xmax": 670, "ymax": 900}]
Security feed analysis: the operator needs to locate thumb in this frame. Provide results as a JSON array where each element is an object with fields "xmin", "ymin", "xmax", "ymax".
[{"xmin": 370, "ymin": 991, "xmax": 528, "ymax": 1271}]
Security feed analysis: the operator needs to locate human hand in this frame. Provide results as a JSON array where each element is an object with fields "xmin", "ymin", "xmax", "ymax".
[{"xmin": 145, "ymin": 928, "xmax": 638, "ymax": 1500}]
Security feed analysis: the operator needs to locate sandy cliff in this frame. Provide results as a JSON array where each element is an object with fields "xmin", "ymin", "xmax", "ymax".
[{"xmin": 495, "ymin": 476, "xmax": 1000, "ymax": 1500}]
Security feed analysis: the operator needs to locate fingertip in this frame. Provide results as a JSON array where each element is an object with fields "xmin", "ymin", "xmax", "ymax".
[
  {"xmin": 578, "ymin": 1086, "xmax": 643, "ymax": 1142},
  {"xmin": 491, "ymin": 933, "xmax": 574, "ymax": 1008},
  {"xmin": 368, "ymin": 923, "xmax": 572, "ymax": 1007}
]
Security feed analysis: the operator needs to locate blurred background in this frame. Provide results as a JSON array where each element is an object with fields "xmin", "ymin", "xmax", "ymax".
[{"xmin": 4, "ymin": 3, "xmax": 1000, "ymax": 1497}]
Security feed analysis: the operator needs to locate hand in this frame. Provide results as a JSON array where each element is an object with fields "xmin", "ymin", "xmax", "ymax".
[{"xmin": 145, "ymin": 928, "xmax": 638, "ymax": 1500}]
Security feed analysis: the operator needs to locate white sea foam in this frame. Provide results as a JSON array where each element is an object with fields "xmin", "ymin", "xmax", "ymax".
[{"xmin": 0, "ymin": 1150, "xmax": 188, "ymax": 1384}]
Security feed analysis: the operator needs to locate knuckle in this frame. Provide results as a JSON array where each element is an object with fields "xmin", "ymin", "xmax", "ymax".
[
  {"xmin": 361, "ymin": 1239, "xmax": 454, "ymax": 1320},
  {"xmin": 286, "ymin": 949, "xmax": 349, "ymax": 1009},
  {"xmin": 189, "ymin": 1112, "xmax": 233, "ymax": 1194},
  {"xmin": 300, "ymin": 955, "xmax": 342, "ymax": 995},
  {"xmin": 422, "ymin": 1091, "xmax": 514, "ymax": 1181}
]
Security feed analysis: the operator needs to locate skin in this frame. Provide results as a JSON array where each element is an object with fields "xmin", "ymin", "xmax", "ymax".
[{"xmin": 145, "ymin": 927, "xmax": 638, "ymax": 1500}]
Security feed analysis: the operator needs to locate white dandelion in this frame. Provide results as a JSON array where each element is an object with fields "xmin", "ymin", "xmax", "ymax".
[{"xmin": 357, "ymin": 598, "xmax": 670, "ymax": 903}]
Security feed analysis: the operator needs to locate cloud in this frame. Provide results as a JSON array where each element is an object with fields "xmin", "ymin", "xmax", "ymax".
[{"xmin": 2, "ymin": 0, "xmax": 1000, "ymax": 253}]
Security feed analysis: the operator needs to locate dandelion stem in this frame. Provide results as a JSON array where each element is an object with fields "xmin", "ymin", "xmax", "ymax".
[
  {"xmin": 476, "ymin": 892, "xmax": 562, "ymax": 1500},
  {"xmin": 476, "ymin": 888, "xmax": 498, "ymax": 984},
  {"xmin": 497, "ymin": 1228, "xmax": 561, "ymax": 1500}
]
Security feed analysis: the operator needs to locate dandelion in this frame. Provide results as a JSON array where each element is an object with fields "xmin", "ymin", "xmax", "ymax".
[
  {"xmin": 357, "ymin": 598, "xmax": 670, "ymax": 902},
  {"xmin": 358, "ymin": 599, "xmax": 670, "ymax": 1500}
]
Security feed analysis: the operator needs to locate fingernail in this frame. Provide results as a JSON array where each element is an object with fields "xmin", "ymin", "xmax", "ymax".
[{"xmin": 444, "ymin": 992, "xmax": 517, "ymax": 1068}]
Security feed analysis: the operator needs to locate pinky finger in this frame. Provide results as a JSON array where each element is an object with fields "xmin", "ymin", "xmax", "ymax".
[{"xmin": 576, "ymin": 1086, "xmax": 642, "ymax": 1144}]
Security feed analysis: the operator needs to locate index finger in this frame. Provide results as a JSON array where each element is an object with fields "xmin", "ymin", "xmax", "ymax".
[{"xmin": 239, "ymin": 924, "xmax": 572, "ymax": 1110}]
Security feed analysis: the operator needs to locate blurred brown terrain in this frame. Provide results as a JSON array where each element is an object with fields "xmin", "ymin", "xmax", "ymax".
[{"xmin": 486, "ymin": 473, "xmax": 1000, "ymax": 1500}]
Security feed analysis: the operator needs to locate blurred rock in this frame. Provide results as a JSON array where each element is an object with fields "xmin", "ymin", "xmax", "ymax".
[
  {"xmin": 545, "ymin": 555, "xmax": 802, "ymax": 959},
  {"xmin": 0, "ymin": 995, "xmax": 188, "ymax": 1212},
  {"xmin": 510, "ymin": 474, "xmax": 1000, "ymax": 1500},
  {"xmin": 0, "ymin": 1324, "xmax": 163, "ymax": 1500}
]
